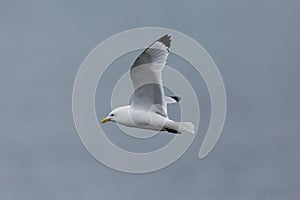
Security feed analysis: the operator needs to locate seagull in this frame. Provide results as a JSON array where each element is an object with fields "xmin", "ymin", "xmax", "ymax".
[{"xmin": 101, "ymin": 35, "xmax": 195, "ymax": 134}]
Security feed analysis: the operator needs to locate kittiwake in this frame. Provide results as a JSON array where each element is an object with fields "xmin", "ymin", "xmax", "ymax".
[{"xmin": 101, "ymin": 35, "xmax": 195, "ymax": 134}]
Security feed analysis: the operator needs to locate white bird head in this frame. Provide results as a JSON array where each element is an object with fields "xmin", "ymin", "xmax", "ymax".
[{"xmin": 101, "ymin": 106, "xmax": 130, "ymax": 124}]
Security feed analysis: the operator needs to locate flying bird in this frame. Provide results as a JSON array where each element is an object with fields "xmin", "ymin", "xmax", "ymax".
[{"xmin": 101, "ymin": 35, "xmax": 194, "ymax": 134}]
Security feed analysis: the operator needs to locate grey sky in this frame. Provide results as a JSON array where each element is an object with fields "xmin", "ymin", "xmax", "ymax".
[{"xmin": 1, "ymin": 0, "xmax": 300, "ymax": 199}]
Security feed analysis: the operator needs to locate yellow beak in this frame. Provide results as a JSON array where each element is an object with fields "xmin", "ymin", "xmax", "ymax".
[{"xmin": 101, "ymin": 117, "xmax": 110, "ymax": 124}]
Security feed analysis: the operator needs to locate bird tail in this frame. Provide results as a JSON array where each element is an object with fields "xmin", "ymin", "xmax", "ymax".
[{"xmin": 178, "ymin": 122, "xmax": 195, "ymax": 134}]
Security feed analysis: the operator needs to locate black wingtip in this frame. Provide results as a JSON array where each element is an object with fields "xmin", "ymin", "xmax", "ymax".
[
  {"xmin": 165, "ymin": 128, "xmax": 180, "ymax": 134},
  {"xmin": 157, "ymin": 34, "xmax": 171, "ymax": 49},
  {"xmin": 169, "ymin": 96, "xmax": 181, "ymax": 102}
]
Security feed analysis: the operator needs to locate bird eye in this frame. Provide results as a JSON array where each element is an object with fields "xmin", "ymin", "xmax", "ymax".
[{"xmin": 110, "ymin": 113, "xmax": 114, "ymax": 117}]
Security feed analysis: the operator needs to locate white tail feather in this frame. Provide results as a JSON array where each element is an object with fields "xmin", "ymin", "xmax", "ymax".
[{"xmin": 178, "ymin": 122, "xmax": 195, "ymax": 134}]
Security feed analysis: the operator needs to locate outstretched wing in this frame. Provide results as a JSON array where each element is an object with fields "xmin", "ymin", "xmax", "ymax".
[{"xmin": 130, "ymin": 35, "xmax": 171, "ymax": 116}]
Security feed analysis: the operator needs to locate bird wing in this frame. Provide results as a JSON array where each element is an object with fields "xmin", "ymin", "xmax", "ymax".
[{"xmin": 130, "ymin": 35, "xmax": 171, "ymax": 117}]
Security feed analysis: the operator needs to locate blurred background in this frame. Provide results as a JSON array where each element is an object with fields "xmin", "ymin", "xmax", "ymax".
[{"xmin": 1, "ymin": 0, "xmax": 299, "ymax": 199}]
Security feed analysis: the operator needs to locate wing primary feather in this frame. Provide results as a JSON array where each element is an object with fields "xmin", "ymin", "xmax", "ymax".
[
  {"xmin": 130, "ymin": 35, "xmax": 172, "ymax": 116},
  {"xmin": 157, "ymin": 34, "xmax": 171, "ymax": 50}
]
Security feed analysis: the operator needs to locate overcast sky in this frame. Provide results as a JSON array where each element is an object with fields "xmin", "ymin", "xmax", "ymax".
[{"xmin": 1, "ymin": 0, "xmax": 300, "ymax": 199}]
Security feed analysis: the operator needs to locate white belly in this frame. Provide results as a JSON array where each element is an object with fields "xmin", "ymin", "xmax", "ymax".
[{"xmin": 119, "ymin": 108, "xmax": 168, "ymax": 131}]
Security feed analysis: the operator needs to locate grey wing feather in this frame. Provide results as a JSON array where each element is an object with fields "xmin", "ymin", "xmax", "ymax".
[
  {"xmin": 130, "ymin": 35, "xmax": 171, "ymax": 116},
  {"xmin": 131, "ymin": 34, "xmax": 171, "ymax": 68}
]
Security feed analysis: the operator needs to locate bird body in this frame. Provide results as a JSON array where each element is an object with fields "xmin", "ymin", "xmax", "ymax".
[{"xmin": 101, "ymin": 35, "xmax": 195, "ymax": 134}]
